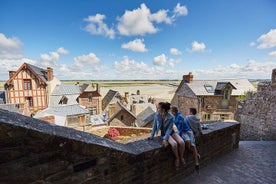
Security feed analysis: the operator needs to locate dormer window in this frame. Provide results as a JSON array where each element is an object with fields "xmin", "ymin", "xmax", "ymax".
[
  {"xmin": 59, "ymin": 96, "xmax": 68, "ymax": 105},
  {"xmin": 204, "ymin": 84, "xmax": 214, "ymax": 93}
]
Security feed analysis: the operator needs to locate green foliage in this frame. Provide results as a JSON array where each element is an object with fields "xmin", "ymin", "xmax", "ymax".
[{"xmin": 236, "ymin": 91, "xmax": 247, "ymax": 100}]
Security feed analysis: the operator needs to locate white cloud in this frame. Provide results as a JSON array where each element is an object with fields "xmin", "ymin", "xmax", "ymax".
[
  {"xmin": 194, "ymin": 59, "xmax": 276, "ymax": 79},
  {"xmin": 268, "ymin": 50, "xmax": 276, "ymax": 57},
  {"xmin": 153, "ymin": 54, "xmax": 167, "ymax": 66},
  {"xmin": 249, "ymin": 42, "xmax": 256, "ymax": 47},
  {"xmin": 170, "ymin": 48, "xmax": 182, "ymax": 55},
  {"xmin": 117, "ymin": 3, "xmax": 172, "ymax": 36},
  {"xmin": 173, "ymin": 3, "xmax": 188, "ymax": 17},
  {"xmin": 39, "ymin": 47, "xmax": 68, "ymax": 66},
  {"xmin": 257, "ymin": 29, "xmax": 276, "ymax": 49},
  {"xmin": 57, "ymin": 47, "xmax": 69, "ymax": 54},
  {"xmin": 190, "ymin": 41, "xmax": 206, "ymax": 52},
  {"xmin": 0, "ymin": 33, "xmax": 22, "ymax": 48},
  {"xmin": 73, "ymin": 53, "xmax": 100, "ymax": 68},
  {"xmin": 121, "ymin": 38, "xmax": 148, "ymax": 52},
  {"xmin": 84, "ymin": 14, "xmax": 115, "ymax": 39},
  {"xmin": 0, "ymin": 33, "xmax": 23, "ymax": 59}
]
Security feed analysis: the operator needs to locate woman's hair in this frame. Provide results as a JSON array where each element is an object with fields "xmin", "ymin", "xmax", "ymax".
[{"xmin": 160, "ymin": 102, "xmax": 171, "ymax": 112}]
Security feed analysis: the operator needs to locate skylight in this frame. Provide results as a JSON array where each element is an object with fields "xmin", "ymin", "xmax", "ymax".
[{"xmin": 204, "ymin": 84, "xmax": 214, "ymax": 93}]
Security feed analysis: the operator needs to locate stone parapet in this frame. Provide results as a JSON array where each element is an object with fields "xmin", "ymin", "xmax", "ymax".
[{"xmin": 0, "ymin": 109, "xmax": 240, "ymax": 184}]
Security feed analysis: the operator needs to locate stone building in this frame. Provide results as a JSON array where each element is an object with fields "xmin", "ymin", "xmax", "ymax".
[
  {"xmin": 235, "ymin": 68, "xmax": 276, "ymax": 140},
  {"xmin": 171, "ymin": 72, "xmax": 255, "ymax": 122},
  {"xmin": 102, "ymin": 89, "xmax": 124, "ymax": 118},
  {"xmin": 4, "ymin": 63, "xmax": 58, "ymax": 112},
  {"xmin": 107, "ymin": 102, "xmax": 136, "ymax": 127},
  {"xmin": 79, "ymin": 83, "xmax": 102, "ymax": 115}
]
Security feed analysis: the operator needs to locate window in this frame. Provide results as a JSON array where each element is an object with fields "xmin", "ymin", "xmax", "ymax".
[
  {"xmin": 220, "ymin": 114, "xmax": 229, "ymax": 120},
  {"xmin": 120, "ymin": 115, "xmax": 124, "ymax": 121},
  {"xmin": 59, "ymin": 96, "xmax": 68, "ymax": 105},
  {"xmin": 204, "ymin": 84, "xmax": 214, "ymax": 93},
  {"xmin": 223, "ymin": 90, "xmax": 229, "ymax": 100},
  {"xmin": 88, "ymin": 94, "xmax": 92, "ymax": 102},
  {"xmin": 204, "ymin": 114, "xmax": 211, "ymax": 121},
  {"xmin": 24, "ymin": 79, "xmax": 32, "ymax": 90},
  {"xmin": 25, "ymin": 97, "xmax": 33, "ymax": 107}
]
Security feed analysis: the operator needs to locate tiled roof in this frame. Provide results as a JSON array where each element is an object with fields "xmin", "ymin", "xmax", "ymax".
[
  {"xmin": 136, "ymin": 106, "xmax": 155, "ymax": 127},
  {"xmin": 177, "ymin": 79, "xmax": 255, "ymax": 96}
]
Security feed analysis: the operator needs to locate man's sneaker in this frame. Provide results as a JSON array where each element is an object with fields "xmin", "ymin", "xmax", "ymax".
[
  {"xmin": 197, "ymin": 153, "xmax": 201, "ymax": 160},
  {"xmin": 195, "ymin": 165, "xmax": 200, "ymax": 174}
]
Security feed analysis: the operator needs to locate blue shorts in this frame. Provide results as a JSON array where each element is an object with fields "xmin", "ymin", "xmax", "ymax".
[{"xmin": 181, "ymin": 130, "xmax": 196, "ymax": 147}]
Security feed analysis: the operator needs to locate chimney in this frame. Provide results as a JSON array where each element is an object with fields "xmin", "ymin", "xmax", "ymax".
[
  {"xmin": 125, "ymin": 92, "xmax": 129, "ymax": 99},
  {"xmin": 9, "ymin": 71, "xmax": 16, "ymax": 78},
  {"xmin": 137, "ymin": 90, "xmax": 140, "ymax": 95},
  {"xmin": 272, "ymin": 68, "xmax": 276, "ymax": 89},
  {"xmin": 47, "ymin": 67, "xmax": 53, "ymax": 81},
  {"xmin": 183, "ymin": 72, "xmax": 193, "ymax": 83}
]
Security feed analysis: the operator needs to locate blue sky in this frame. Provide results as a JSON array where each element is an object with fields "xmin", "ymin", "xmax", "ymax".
[{"xmin": 0, "ymin": 0, "xmax": 276, "ymax": 80}]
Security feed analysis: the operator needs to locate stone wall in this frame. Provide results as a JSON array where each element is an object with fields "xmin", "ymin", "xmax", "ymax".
[
  {"xmin": 0, "ymin": 109, "xmax": 240, "ymax": 184},
  {"xmin": 235, "ymin": 69, "xmax": 276, "ymax": 140}
]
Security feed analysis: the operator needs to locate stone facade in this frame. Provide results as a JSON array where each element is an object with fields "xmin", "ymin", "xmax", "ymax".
[
  {"xmin": 235, "ymin": 68, "xmax": 276, "ymax": 140},
  {"xmin": 0, "ymin": 109, "xmax": 240, "ymax": 183}
]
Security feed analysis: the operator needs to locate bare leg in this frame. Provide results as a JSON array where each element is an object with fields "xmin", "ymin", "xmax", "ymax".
[
  {"xmin": 168, "ymin": 135, "xmax": 180, "ymax": 167},
  {"xmin": 171, "ymin": 133, "xmax": 185, "ymax": 164}
]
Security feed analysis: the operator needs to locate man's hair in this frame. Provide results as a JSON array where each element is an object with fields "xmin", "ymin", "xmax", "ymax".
[
  {"xmin": 189, "ymin": 108, "xmax": 197, "ymax": 115},
  {"xmin": 171, "ymin": 106, "xmax": 178, "ymax": 113}
]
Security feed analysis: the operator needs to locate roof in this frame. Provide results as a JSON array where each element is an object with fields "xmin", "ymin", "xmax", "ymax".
[
  {"xmin": 176, "ymin": 79, "xmax": 255, "ymax": 96},
  {"xmin": 5, "ymin": 63, "xmax": 48, "ymax": 86},
  {"xmin": 51, "ymin": 84, "xmax": 80, "ymax": 95},
  {"xmin": 107, "ymin": 102, "xmax": 136, "ymax": 123},
  {"xmin": 102, "ymin": 89, "xmax": 122, "ymax": 111},
  {"xmin": 136, "ymin": 106, "xmax": 155, "ymax": 127},
  {"xmin": 90, "ymin": 114, "xmax": 106, "ymax": 126},
  {"xmin": 0, "ymin": 104, "xmax": 22, "ymax": 114},
  {"xmin": 34, "ymin": 104, "xmax": 89, "ymax": 117},
  {"xmin": 49, "ymin": 84, "xmax": 81, "ymax": 107},
  {"xmin": 0, "ymin": 91, "xmax": 5, "ymax": 104}
]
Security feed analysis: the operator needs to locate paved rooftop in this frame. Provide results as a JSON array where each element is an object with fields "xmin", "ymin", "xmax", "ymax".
[{"xmin": 178, "ymin": 141, "xmax": 276, "ymax": 184}]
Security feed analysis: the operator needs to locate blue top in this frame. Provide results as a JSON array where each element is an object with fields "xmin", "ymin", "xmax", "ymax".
[
  {"xmin": 174, "ymin": 112, "xmax": 191, "ymax": 135},
  {"xmin": 150, "ymin": 112, "xmax": 174, "ymax": 140}
]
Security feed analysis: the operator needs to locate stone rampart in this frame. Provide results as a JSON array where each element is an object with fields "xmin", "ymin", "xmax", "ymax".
[
  {"xmin": 0, "ymin": 109, "xmax": 240, "ymax": 184},
  {"xmin": 235, "ymin": 69, "xmax": 276, "ymax": 140}
]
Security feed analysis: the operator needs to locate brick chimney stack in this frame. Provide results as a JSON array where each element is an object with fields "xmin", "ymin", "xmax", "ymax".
[
  {"xmin": 9, "ymin": 71, "xmax": 16, "ymax": 78},
  {"xmin": 183, "ymin": 72, "xmax": 193, "ymax": 83},
  {"xmin": 47, "ymin": 67, "xmax": 53, "ymax": 81}
]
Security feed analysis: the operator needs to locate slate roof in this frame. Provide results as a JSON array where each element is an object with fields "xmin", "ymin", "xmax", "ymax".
[
  {"xmin": 49, "ymin": 84, "xmax": 80, "ymax": 107},
  {"xmin": 102, "ymin": 89, "xmax": 122, "ymax": 111},
  {"xmin": 34, "ymin": 104, "xmax": 89, "ymax": 117},
  {"xmin": 90, "ymin": 114, "xmax": 106, "ymax": 126},
  {"xmin": 27, "ymin": 63, "xmax": 48, "ymax": 83},
  {"xmin": 107, "ymin": 102, "xmax": 136, "ymax": 123},
  {"xmin": 5, "ymin": 63, "xmax": 49, "ymax": 86},
  {"xmin": 0, "ymin": 91, "xmax": 5, "ymax": 104},
  {"xmin": 136, "ymin": 106, "xmax": 155, "ymax": 127},
  {"xmin": 0, "ymin": 104, "xmax": 22, "ymax": 114},
  {"xmin": 51, "ymin": 84, "xmax": 80, "ymax": 95},
  {"xmin": 176, "ymin": 79, "xmax": 255, "ymax": 97}
]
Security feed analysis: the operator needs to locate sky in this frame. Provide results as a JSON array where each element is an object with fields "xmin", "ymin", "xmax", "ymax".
[{"xmin": 0, "ymin": 0, "xmax": 276, "ymax": 81}]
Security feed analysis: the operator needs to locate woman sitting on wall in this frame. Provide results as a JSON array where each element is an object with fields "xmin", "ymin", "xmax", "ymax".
[{"xmin": 148, "ymin": 102, "xmax": 186, "ymax": 168}]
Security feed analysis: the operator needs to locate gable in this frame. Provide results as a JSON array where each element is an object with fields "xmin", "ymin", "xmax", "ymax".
[{"xmin": 5, "ymin": 63, "xmax": 48, "ymax": 86}]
